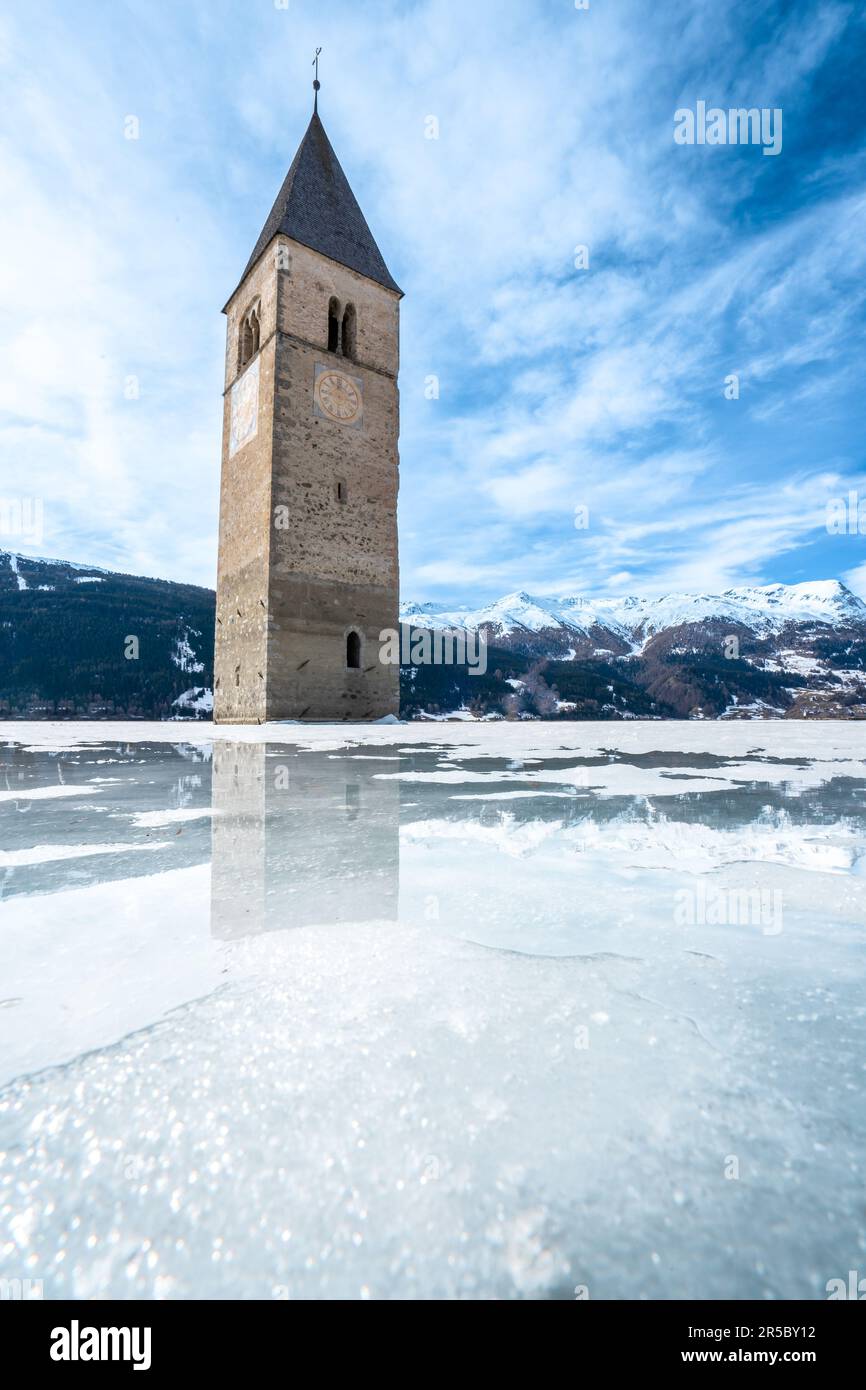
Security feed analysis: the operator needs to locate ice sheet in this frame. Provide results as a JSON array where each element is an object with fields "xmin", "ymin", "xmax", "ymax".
[{"xmin": 1, "ymin": 722, "xmax": 865, "ymax": 1300}]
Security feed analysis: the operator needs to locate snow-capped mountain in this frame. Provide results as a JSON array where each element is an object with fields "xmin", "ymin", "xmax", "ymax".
[
  {"xmin": 400, "ymin": 580, "xmax": 866, "ymax": 648},
  {"xmin": 399, "ymin": 580, "xmax": 866, "ymax": 720}
]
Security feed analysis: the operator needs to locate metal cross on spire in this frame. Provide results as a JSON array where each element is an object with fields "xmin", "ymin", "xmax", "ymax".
[{"xmin": 312, "ymin": 47, "xmax": 322, "ymax": 113}]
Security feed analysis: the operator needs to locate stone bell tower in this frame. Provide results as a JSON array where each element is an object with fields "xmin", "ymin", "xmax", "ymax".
[{"xmin": 214, "ymin": 81, "xmax": 402, "ymax": 723}]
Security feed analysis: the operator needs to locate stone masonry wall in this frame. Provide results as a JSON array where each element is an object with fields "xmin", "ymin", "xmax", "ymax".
[
  {"xmin": 215, "ymin": 236, "xmax": 401, "ymax": 723},
  {"xmin": 213, "ymin": 251, "xmax": 278, "ymax": 723}
]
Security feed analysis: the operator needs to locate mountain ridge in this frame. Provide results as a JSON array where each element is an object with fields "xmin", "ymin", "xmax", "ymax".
[
  {"xmin": 2, "ymin": 551, "xmax": 865, "ymax": 720},
  {"xmin": 399, "ymin": 578, "xmax": 866, "ymax": 720},
  {"xmin": 400, "ymin": 580, "xmax": 866, "ymax": 649}
]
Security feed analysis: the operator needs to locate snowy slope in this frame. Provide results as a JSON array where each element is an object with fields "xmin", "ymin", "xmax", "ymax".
[
  {"xmin": 400, "ymin": 591, "xmax": 631, "ymax": 640},
  {"xmin": 2, "ymin": 550, "xmax": 112, "ymax": 581}
]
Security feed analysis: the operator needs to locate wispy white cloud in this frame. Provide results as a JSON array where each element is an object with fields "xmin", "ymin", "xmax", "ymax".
[{"xmin": 0, "ymin": 0, "xmax": 863, "ymax": 606}]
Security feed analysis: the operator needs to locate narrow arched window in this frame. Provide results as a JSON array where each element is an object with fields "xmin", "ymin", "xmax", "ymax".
[
  {"xmin": 328, "ymin": 297, "xmax": 340, "ymax": 353},
  {"xmin": 238, "ymin": 301, "xmax": 261, "ymax": 370},
  {"xmin": 341, "ymin": 304, "xmax": 356, "ymax": 360},
  {"xmin": 239, "ymin": 319, "xmax": 253, "ymax": 368},
  {"xmin": 346, "ymin": 630, "xmax": 361, "ymax": 669}
]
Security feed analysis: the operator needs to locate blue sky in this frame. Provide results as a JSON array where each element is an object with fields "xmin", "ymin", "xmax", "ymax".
[{"xmin": 1, "ymin": 0, "xmax": 865, "ymax": 603}]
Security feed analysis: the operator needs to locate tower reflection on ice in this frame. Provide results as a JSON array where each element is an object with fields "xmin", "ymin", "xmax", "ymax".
[{"xmin": 210, "ymin": 742, "xmax": 400, "ymax": 939}]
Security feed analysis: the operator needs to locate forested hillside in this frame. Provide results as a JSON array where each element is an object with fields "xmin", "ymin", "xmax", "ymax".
[{"xmin": 0, "ymin": 552, "xmax": 213, "ymax": 719}]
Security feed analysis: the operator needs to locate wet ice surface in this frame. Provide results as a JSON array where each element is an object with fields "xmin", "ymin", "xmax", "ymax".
[{"xmin": 1, "ymin": 721, "xmax": 865, "ymax": 1300}]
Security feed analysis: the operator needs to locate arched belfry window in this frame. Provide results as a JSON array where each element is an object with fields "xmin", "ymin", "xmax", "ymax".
[
  {"xmin": 346, "ymin": 630, "xmax": 362, "ymax": 670},
  {"xmin": 238, "ymin": 300, "xmax": 261, "ymax": 370},
  {"xmin": 341, "ymin": 304, "xmax": 356, "ymax": 361},
  {"xmin": 328, "ymin": 297, "xmax": 340, "ymax": 354}
]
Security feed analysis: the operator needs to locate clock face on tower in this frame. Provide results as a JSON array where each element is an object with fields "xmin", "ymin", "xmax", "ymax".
[{"xmin": 314, "ymin": 364, "xmax": 364, "ymax": 429}]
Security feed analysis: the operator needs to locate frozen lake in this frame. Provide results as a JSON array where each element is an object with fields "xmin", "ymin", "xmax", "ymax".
[{"xmin": 1, "ymin": 719, "xmax": 865, "ymax": 1299}]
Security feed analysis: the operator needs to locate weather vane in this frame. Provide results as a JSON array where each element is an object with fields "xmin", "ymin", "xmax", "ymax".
[{"xmin": 313, "ymin": 47, "xmax": 322, "ymax": 112}]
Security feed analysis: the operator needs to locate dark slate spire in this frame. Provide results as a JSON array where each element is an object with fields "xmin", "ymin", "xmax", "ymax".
[{"xmin": 234, "ymin": 112, "xmax": 402, "ymax": 299}]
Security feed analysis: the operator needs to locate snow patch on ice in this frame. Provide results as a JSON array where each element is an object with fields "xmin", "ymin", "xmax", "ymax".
[
  {"xmin": 0, "ymin": 841, "xmax": 170, "ymax": 868},
  {"xmin": 127, "ymin": 807, "xmax": 212, "ymax": 829},
  {"xmin": 0, "ymin": 783, "xmax": 98, "ymax": 803}
]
